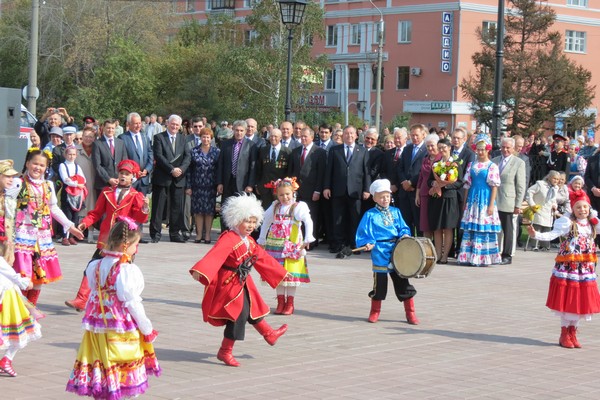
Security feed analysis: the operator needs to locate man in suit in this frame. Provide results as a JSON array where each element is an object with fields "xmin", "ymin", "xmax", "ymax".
[
  {"xmin": 255, "ymin": 128, "xmax": 292, "ymax": 209},
  {"xmin": 288, "ymin": 127, "xmax": 326, "ymax": 247},
  {"xmin": 118, "ymin": 112, "xmax": 153, "ymax": 195},
  {"xmin": 92, "ymin": 119, "xmax": 128, "ymax": 198},
  {"xmin": 315, "ymin": 123, "xmax": 335, "ymax": 248},
  {"xmin": 280, "ymin": 121, "xmax": 300, "ymax": 150},
  {"xmin": 245, "ymin": 118, "xmax": 266, "ymax": 148},
  {"xmin": 216, "ymin": 120, "xmax": 258, "ymax": 229},
  {"xmin": 150, "ymin": 114, "xmax": 191, "ymax": 243},
  {"xmin": 396, "ymin": 124, "xmax": 428, "ymax": 235},
  {"xmin": 362, "ymin": 128, "xmax": 384, "ymax": 215},
  {"xmin": 584, "ymin": 148, "xmax": 600, "ymax": 216},
  {"xmin": 380, "ymin": 128, "xmax": 407, "ymax": 205},
  {"xmin": 323, "ymin": 125, "xmax": 371, "ymax": 253},
  {"xmin": 317, "ymin": 123, "xmax": 335, "ymax": 153},
  {"xmin": 492, "ymin": 137, "xmax": 526, "ymax": 264}
]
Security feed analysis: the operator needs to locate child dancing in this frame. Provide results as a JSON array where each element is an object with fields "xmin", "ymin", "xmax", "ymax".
[
  {"xmin": 190, "ymin": 194, "xmax": 289, "ymax": 367},
  {"xmin": 527, "ymin": 192, "xmax": 600, "ymax": 348},
  {"xmin": 258, "ymin": 177, "xmax": 314, "ymax": 315},
  {"xmin": 66, "ymin": 217, "xmax": 160, "ymax": 398}
]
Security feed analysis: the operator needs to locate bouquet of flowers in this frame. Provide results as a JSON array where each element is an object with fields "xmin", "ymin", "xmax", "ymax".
[
  {"xmin": 521, "ymin": 204, "xmax": 541, "ymax": 224},
  {"xmin": 432, "ymin": 157, "xmax": 462, "ymax": 183}
]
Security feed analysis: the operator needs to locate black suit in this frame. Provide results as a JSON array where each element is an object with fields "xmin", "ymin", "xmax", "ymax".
[
  {"xmin": 92, "ymin": 136, "xmax": 128, "ymax": 193},
  {"xmin": 450, "ymin": 145, "xmax": 476, "ymax": 254},
  {"xmin": 255, "ymin": 145, "xmax": 292, "ymax": 208},
  {"xmin": 324, "ymin": 144, "xmax": 371, "ymax": 249},
  {"xmin": 150, "ymin": 130, "xmax": 191, "ymax": 240},
  {"xmin": 396, "ymin": 143, "xmax": 427, "ymax": 234},
  {"xmin": 288, "ymin": 144, "xmax": 326, "ymax": 243},
  {"xmin": 380, "ymin": 146, "xmax": 404, "ymax": 206},
  {"xmin": 584, "ymin": 152, "xmax": 600, "ymax": 212},
  {"xmin": 118, "ymin": 131, "xmax": 153, "ymax": 194},
  {"xmin": 362, "ymin": 147, "xmax": 385, "ymax": 215}
]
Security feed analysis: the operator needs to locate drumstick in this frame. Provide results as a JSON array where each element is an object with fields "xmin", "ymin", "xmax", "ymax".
[{"xmin": 351, "ymin": 246, "xmax": 368, "ymax": 253}]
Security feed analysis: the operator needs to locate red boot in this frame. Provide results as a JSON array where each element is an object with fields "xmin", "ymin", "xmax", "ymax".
[
  {"xmin": 274, "ymin": 295, "xmax": 285, "ymax": 314},
  {"xmin": 404, "ymin": 298, "xmax": 420, "ymax": 325},
  {"xmin": 282, "ymin": 296, "xmax": 294, "ymax": 315},
  {"xmin": 26, "ymin": 289, "xmax": 41, "ymax": 306},
  {"xmin": 65, "ymin": 276, "xmax": 91, "ymax": 312},
  {"xmin": 368, "ymin": 300, "xmax": 381, "ymax": 323},
  {"xmin": 568, "ymin": 326, "xmax": 581, "ymax": 348},
  {"xmin": 559, "ymin": 326, "xmax": 574, "ymax": 348},
  {"xmin": 254, "ymin": 320, "xmax": 287, "ymax": 346},
  {"xmin": 0, "ymin": 356, "xmax": 17, "ymax": 377},
  {"xmin": 216, "ymin": 338, "xmax": 240, "ymax": 367}
]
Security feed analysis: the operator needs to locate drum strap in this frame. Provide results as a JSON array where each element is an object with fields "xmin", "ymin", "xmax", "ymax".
[{"xmin": 376, "ymin": 238, "xmax": 397, "ymax": 242}]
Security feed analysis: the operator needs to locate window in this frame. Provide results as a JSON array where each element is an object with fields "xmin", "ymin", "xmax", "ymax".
[
  {"xmin": 326, "ymin": 25, "xmax": 338, "ymax": 47},
  {"xmin": 350, "ymin": 24, "xmax": 361, "ymax": 45},
  {"xmin": 567, "ymin": 0, "xmax": 588, "ymax": 6},
  {"xmin": 565, "ymin": 30, "xmax": 586, "ymax": 53},
  {"xmin": 372, "ymin": 67, "xmax": 384, "ymax": 90},
  {"xmin": 398, "ymin": 21, "xmax": 412, "ymax": 43},
  {"xmin": 325, "ymin": 69, "xmax": 336, "ymax": 90},
  {"xmin": 482, "ymin": 21, "xmax": 497, "ymax": 44},
  {"xmin": 397, "ymin": 66, "xmax": 410, "ymax": 90},
  {"xmin": 185, "ymin": 0, "xmax": 195, "ymax": 12},
  {"xmin": 244, "ymin": 30, "xmax": 258, "ymax": 44},
  {"xmin": 372, "ymin": 21, "xmax": 386, "ymax": 45},
  {"xmin": 348, "ymin": 68, "xmax": 359, "ymax": 90},
  {"xmin": 244, "ymin": 0, "xmax": 259, "ymax": 7}
]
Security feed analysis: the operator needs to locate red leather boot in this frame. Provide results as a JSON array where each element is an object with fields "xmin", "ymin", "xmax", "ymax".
[
  {"xmin": 567, "ymin": 326, "xmax": 581, "ymax": 348},
  {"xmin": 282, "ymin": 296, "xmax": 294, "ymax": 315},
  {"xmin": 274, "ymin": 295, "xmax": 285, "ymax": 314},
  {"xmin": 404, "ymin": 298, "xmax": 420, "ymax": 325},
  {"xmin": 559, "ymin": 326, "xmax": 574, "ymax": 348},
  {"xmin": 26, "ymin": 289, "xmax": 41, "ymax": 306},
  {"xmin": 0, "ymin": 356, "xmax": 17, "ymax": 377},
  {"xmin": 65, "ymin": 276, "xmax": 91, "ymax": 312},
  {"xmin": 254, "ymin": 320, "xmax": 288, "ymax": 346},
  {"xmin": 368, "ymin": 300, "xmax": 382, "ymax": 323},
  {"xmin": 217, "ymin": 337, "xmax": 240, "ymax": 367}
]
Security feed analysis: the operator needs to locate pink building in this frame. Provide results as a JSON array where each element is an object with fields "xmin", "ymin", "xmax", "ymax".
[{"xmin": 178, "ymin": 0, "xmax": 600, "ymax": 135}]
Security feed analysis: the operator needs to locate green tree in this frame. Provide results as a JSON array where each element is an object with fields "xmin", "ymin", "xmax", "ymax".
[{"xmin": 460, "ymin": 0, "xmax": 595, "ymax": 135}]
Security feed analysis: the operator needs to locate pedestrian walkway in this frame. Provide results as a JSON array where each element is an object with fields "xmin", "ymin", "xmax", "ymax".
[{"xmin": 3, "ymin": 241, "xmax": 600, "ymax": 399}]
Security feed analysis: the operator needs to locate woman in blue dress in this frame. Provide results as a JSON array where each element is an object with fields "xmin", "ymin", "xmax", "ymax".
[
  {"xmin": 458, "ymin": 134, "xmax": 502, "ymax": 267},
  {"xmin": 185, "ymin": 127, "xmax": 220, "ymax": 243}
]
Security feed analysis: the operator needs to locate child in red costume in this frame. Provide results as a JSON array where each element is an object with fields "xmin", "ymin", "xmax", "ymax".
[
  {"xmin": 190, "ymin": 194, "xmax": 289, "ymax": 367},
  {"xmin": 65, "ymin": 160, "xmax": 149, "ymax": 312}
]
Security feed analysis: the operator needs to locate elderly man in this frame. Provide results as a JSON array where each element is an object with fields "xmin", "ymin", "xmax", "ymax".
[
  {"xmin": 280, "ymin": 121, "xmax": 300, "ymax": 150},
  {"xmin": 145, "ymin": 113, "xmax": 163, "ymax": 144},
  {"xmin": 150, "ymin": 114, "xmax": 191, "ymax": 243},
  {"xmin": 380, "ymin": 127, "xmax": 407, "ymax": 202},
  {"xmin": 34, "ymin": 107, "xmax": 76, "ymax": 148},
  {"xmin": 492, "ymin": 137, "xmax": 526, "ymax": 264},
  {"xmin": 255, "ymin": 128, "xmax": 292, "ymax": 208},
  {"xmin": 245, "ymin": 118, "xmax": 265, "ymax": 148},
  {"xmin": 293, "ymin": 120, "xmax": 306, "ymax": 142},
  {"xmin": 119, "ymin": 112, "xmax": 153, "ymax": 195}
]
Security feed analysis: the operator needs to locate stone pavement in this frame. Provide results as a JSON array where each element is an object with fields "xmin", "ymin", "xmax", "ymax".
[{"xmin": 3, "ymin": 239, "xmax": 600, "ymax": 399}]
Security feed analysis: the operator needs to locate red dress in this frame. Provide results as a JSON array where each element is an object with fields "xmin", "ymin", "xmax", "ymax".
[
  {"xmin": 80, "ymin": 186, "xmax": 148, "ymax": 249},
  {"xmin": 189, "ymin": 231, "xmax": 287, "ymax": 326}
]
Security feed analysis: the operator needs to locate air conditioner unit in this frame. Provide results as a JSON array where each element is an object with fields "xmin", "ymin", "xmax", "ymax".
[{"xmin": 410, "ymin": 67, "xmax": 422, "ymax": 76}]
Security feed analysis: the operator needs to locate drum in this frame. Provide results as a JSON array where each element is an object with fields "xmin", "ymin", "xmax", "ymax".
[{"xmin": 392, "ymin": 237, "xmax": 437, "ymax": 278}]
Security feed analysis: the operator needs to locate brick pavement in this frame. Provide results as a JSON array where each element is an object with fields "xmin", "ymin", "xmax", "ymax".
[{"xmin": 3, "ymin": 239, "xmax": 600, "ymax": 399}]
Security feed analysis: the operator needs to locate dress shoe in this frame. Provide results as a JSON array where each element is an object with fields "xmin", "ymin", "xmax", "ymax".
[
  {"xmin": 170, "ymin": 236, "xmax": 186, "ymax": 243},
  {"xmin": 182, "ymin": 233, "xmax": 191, "ymax": 241},
  {"xmin": 150, "ymin": 237, "xmax": 160, "ymax": 243},
  {"xmin": 139, "ymin": 238, "xmax": 149, "ymax": 244},
  {"xmin": 61, "ymin": 238, "xmax": 70, "ymax": 246},
  {"xmin": 500, "ymin": 257, "xmax": 512, "ymax": 265},
  {"xmin": 329, "ymin": 246, "xmax": 342, "ymax": 253},
  {"xmin": 68, "ymin": 237, "xmax": 78, "ymax": 245}
]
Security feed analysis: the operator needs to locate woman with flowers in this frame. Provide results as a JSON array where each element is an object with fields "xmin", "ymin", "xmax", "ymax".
[
  {"xmin": 415, "ymin": 134, "xmax": 441, "ymax": 240},
  {"xmin": 428, "ymin": 138, "xmax": 464, "ymax": 264},
  {"xmin": 458, "ymin": 135, "xmax": 502, "ymax": 266},
  {"xmin": 11, "ymin": 148, "xmax": 84, "ymax": 305}
]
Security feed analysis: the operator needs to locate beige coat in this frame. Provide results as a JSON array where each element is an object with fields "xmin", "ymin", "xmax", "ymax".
[{"xmin": 525, "ymin": 180, "xmax": 557, "ymax": 227}]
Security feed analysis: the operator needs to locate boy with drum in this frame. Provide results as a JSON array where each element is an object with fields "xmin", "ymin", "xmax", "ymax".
[{"xmin": 356, "ymin": 179, "xmax": 419, "ymax": 324}]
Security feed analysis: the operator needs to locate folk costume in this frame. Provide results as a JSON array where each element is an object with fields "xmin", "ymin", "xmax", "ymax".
[
  {"xmin": 355, "ymin": 179, "xmax": 418, "ymax": 325},
  {"xmin": 189, "ymin": 194, "xmax": 288, "ymax": 367},
  {"xmin": 66, "ymin": 250, "xmax": 160, "ymax": 398},
  {"xmin": 529, "ymin": 192, "xmax": 600, "ymax": 349},
  {"xmin": 66, "ymin": 160, "xmax": 148, "ymax": 312}
]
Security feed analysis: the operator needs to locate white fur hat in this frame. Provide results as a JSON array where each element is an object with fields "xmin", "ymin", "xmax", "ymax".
[
  {"xmin": 369, "ymin": 179, "xmax": 391, "ymax": 196},
  {"xmin": 221, "ymin": 193, "xmax": 264, "ymax": 228}
]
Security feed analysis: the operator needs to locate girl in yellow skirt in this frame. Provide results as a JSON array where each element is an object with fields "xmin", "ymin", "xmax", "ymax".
[
  {"xmin": 258, "ymin": 177, "xmax": 314, "ymax": 315},
  {"xmin": 1, "ymin": 159, "xmax": 42, "ymax": 377},
  {"xmin": 66, "ymin": 217, "xmax": 160, "ymax": 399}
]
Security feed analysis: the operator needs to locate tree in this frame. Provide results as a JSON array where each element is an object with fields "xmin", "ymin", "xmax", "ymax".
[{"xmin": 461, "ymin": 0, "xmax": 596, "ymax": 136}]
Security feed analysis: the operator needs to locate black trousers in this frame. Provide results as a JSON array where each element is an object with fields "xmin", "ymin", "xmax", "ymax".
[
  {"xmin": 331, "ymin": 195, "xmax": 362, "ymax": 248},
  {"xmin": 297, "ymin": 194, "xmax": 319, "ymax": 243},
  {"xmin": 369, "ymin": 270, "xmax": 416, "ymax": 301},
  {"xmin": 498, "ymin": 211, "xmax": 515, "ymax": 258},
  {"xmin": 224, "ymin": 288, "xmax": 263, "ymax": 341},
  {"xmin": 150, "ymin": 183, "xmax": 184, "ymax": 238}
]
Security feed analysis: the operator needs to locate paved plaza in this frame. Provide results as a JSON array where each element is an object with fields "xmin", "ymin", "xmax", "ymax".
[{"xmin": 3, "ymin": 238, "xmax": 600, "ymax": 399}]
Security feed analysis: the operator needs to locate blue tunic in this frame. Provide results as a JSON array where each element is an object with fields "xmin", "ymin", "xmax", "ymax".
[{"xmin": 356, "ymin": 206, "xmax": 410, "ymax": 273}]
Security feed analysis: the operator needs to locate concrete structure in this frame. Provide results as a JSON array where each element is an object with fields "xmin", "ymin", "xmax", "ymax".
[{"xmin": 178, "ymin": 1, "xmax": 600, "ymax": 135}]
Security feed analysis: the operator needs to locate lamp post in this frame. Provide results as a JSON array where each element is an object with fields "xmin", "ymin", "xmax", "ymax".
[
  {"xmin": 491, "ymin": 0, "xmax": 506, "ymax": 151},
  {"xmin": 370, "ymin": 0, "xmax": 384, "ymax": 133},
  {"xmin": 278, "ymin": 0, "xmax": 307, "ymax": 122}
]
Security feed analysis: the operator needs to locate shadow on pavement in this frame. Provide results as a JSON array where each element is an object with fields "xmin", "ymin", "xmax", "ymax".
[{"xmin": 389, "ymin": 327, "xmax": 554, "ymax": 347}]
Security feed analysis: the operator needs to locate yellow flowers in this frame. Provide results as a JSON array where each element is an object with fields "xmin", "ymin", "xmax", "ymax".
[{"xmin": 522, "ymin": 204, "xmax": 541, "ymax": 222}]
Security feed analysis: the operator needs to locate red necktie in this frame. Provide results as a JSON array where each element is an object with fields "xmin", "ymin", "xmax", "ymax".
[
  {"xmin": 301, "ymin": 147, "xmax": 307, "ymax": 166},
  {"xmin": 109, "ymin": 139, "xmax": 115, "ymax": 157},
  {"xmin": 394, "ymin": 147, "xmax": 400, "ymax": 161}
]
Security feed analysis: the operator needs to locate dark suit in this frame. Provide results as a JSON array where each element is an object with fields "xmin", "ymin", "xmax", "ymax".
[
  {"xmin": 281, "ymin": 138, "xmax": 300, "ymax": 151},
  {"xmin": 92, "ymin": 136, "xmax": 128, "ymax": 193},
  {"xmin": 361, "ymin": 147, "xmax": 384, "ymax": 215},
  {"xmin": 396, "ymin": 142, "xmax": 427, "ymax": 234},
  {"xmin": 584, "ymin": 152, "xmax": 600, "ymax": 212},
  {"xmin": 255, "ymin": 145, "xmax": 292, "ymax": 208},
  {"xmin": 449, "ymin": 145, "xmax": 476, "ymax": 253},
  {"xmin": 288, "ymin": 144, "xmax": 326, "ymax": 243},
  {"xmin": 380, "ymin": 146, "xmax": 404, "ymax": 206},
  {"xmin": 324, "ymin": 144, "xmax": 371, "ymax": 249},
  {"xmin": 150, "ymin": 130, "xmax": 191, "ymax": 240},
  {"xmin": 316, "ymin": 139, "xmax": 335, "ymax": 243},
  {"xmin": 249, "ymin": 134, "xmax": 266, "ymax": 148},
  {"xmin": 118, "ymin": 131, "xmax": 153, "ymax": 194}
]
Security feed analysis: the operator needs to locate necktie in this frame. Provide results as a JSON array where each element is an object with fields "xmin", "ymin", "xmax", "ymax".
[
  {"xmin": 117, "ymin": 188, "xmax": 128, "ymax": 204},
  {"xmin": 134, "ymin": 134, "xmax": 142, "ymax": 159},
  {"xmin": 500, "ymin": 157, "xmax": 508, "ymax": 173},
  {"xmin": 321, "ymin": 142, "xmax": 326, "ymax": 149},
  {"xmin": 452, "ymin": 150, "xmax": 460, "ymax": 157},
  {"xmin": 346, "ymin": 146, "xmax": 352, "ymax": 162},
  {"xmin": 394, "ymin": 147, "xmax": 401, "ymax": 161},
  {"xmin": 271, "ymin": 147, "xmax": 276, "ymax": 162},
  {"xmin": 301, "ymin": 147, "xmax": 307, "ymax": 166},
  {"xmin": 109, "ymin": 139, "xmax": 114, "ymax": 157},
  {"xmin": 171, "ymin": 135, "xmax": 176, "ymax": 151},
  {"xmin": 282, "ymin": 140, "xmax": 287, "ymax": 148},
  {"xmin": 195, "ymin": 137, "xmax": 200, "ymax": 147},
  {"xmin": 412, "ymin": 145, "xmax": 418, "ymax": 160},
  {"xmin": 232, "ymin": 141, "xmax": 241, "ymax": 176}
]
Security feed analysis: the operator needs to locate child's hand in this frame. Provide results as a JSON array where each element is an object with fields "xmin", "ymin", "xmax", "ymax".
[
  {"xmin": 143, "ymin": 329, "xmax": 158, "ymax": 343},
  {"xmin": 527, "ymin": 225, "xmax": 536, "ymax": 237},
  {"xmin": 364, "ymin": 243, "xmax": 374, "ymax": 251},
  {"xmin": 69, "ymin": 226, "xmax": 85, "ymax": 240}
]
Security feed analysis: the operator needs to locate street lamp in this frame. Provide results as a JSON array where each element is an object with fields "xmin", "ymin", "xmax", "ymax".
[
  {"xmin": 278, "ymin": 0, "xmax": 307, "ymax": 121},
  {"xmin": 370, "ymin": 0, "xmax": 384, "ymax": 133},
  {"xmin": 491, "ymin": 0, "xmax": 506, "ymax": 151}
]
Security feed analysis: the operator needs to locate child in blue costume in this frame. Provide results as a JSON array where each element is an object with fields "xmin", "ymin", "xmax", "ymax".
[{"xmin": 356, "ymin": 179, "xmax": 419, "ymax": 324}]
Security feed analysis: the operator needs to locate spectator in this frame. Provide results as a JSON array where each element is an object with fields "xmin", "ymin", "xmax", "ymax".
[
  {"xmin": 525, "ymin": 170, "xmax": 560, "ymax": 251},
  {"xmin": 383, "ymin": 135, "xmax": 395, "ymax": 150},
  {"xmin": 416, "ymin": 133, "xmax": 441, "ymax": 241},
  {"xmin": 58, "ymin": 146, "xmax": 86, "ymax": 246},
  {"xmin": 579, "ymin": 136, "xmax": 597, "ymax": 160},
  {"xmin": 255, "ymin": 128, "xmax": 291, "ymax": 209},
  {"xmin": 92, "ymin": 120, "xmax": 128, "ymax": 198},
  {"xmin": 567, "ymin": 140, "xmax": 586, "ymax": 180},
  {"xmin": 34, "ymin": 107, "xmax": 75, "ymax": 148},
  {"xmin": 75, "ymin": 127, "xmax": 98, "ymax": 243}
]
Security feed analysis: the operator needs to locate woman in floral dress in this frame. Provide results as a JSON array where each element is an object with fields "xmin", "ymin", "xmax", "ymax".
[{"xmin": 458, "ymin": 135, "xmax": 502, "ymax": 267}]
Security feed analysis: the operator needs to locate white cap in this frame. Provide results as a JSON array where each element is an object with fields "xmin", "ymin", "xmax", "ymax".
[
  {"xmin": 63, "ymin": 126, "xmax": 76, "ymax": 135},
  {"xmin": 369, "ymin": 179, "xmax": 391, "ymax": 195}
]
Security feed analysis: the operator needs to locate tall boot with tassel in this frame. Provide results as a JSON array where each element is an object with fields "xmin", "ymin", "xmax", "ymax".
[
  {"xmin": 216, "ymin": 337, "xmax": 240, "ymax": 367},
  {"xmin": 274, "ymin": 295, "xmax": 285, "ymax": 314},
  {"xmin": 368, "ymin": 299, "xmax": 382, "ymax": 323},
  {"xmin": 65, "ymin": 275, "xmax": 91, "ymax": 312},
  {"xmin": 282, "ymin": 296, "xmax": 294, "ymax": 315},
  {"xmin": 253, "ymin": 320, "xmax": 288, "ymax": 346},
  {"xmin": 568, "ymin": 326, "xmax": 582, "ymax": 348},
  {"xmin": 404, "ymin": 297, "xmax": 420, "ymax": 325}
]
